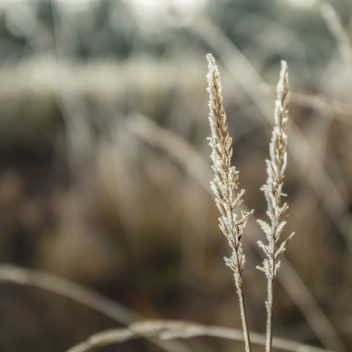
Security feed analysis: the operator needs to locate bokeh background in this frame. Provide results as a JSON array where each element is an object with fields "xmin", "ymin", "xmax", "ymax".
[{"xmin": 0, "ymin": 0, "xmax": 352, "ymax": 351}]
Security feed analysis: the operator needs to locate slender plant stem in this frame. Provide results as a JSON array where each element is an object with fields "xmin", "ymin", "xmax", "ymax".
[
  {"xmin": 235, "ymin": 275, "xmax": 252, "ymax": 352},
  {"xmin": 266, "ymin": 218, "xmax": 278, "ymax": 352},
  {"xmin": 255, "ymin": 61, "xmax": 293, "ymax": 352},
  {"xmin": 266, "ymin": 270, "xmax": 274, "ymax": 352}
]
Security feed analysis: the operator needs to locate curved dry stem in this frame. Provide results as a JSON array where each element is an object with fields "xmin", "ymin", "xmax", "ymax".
[
  {"xmin": 66, "ymin": 320, "xmax": 332, "ymax": 352},
  {"xmin": 0, "ymin": 264, "xmax": 136, "ymax": 324},
  {"xmin": 0, "ymin": 264, "xmax": 192, "ymax": 352}
]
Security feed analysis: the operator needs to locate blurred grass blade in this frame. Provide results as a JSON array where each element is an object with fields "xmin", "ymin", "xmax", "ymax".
[{"xmin": 66, "ymin": 320, "xmax": 332, "ymax": 352}]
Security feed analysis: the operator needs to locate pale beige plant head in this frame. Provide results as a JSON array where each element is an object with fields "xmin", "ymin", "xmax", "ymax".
[{"xmin": 206, "ymin": 53, "xmax": 253, "ymax": 352}]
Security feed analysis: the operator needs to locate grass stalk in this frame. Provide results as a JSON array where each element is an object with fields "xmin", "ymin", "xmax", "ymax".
[
  {"xmin": 206, "ymin": 53, "xmax": 253, "ymax": 352},
  {"xmin": 256, "ymin": 61, "xmax": 294, "ymax": 352}
]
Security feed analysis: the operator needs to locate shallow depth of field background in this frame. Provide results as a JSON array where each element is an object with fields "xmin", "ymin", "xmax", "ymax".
[{"xmin": 0, "ymin": 0, "xmax": 352, "ymax": 351}]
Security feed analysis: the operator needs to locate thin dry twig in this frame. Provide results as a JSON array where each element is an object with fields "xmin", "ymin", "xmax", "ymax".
[
  {"xmin": 66, "ymin": 320, "xmax": 332, "ymax": 352},
  {"xmin": 207, "ymin": 53, "xmax": 253, "ymax": 352}
]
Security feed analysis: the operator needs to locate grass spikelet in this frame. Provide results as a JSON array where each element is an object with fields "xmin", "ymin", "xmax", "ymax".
[
  {"xmin": 206, "ymin": 53, "xmax": 253, "ymax": 352},
  {"xmin": 256, "ymin": 60, "xmax": 295, "ymax": 352}
]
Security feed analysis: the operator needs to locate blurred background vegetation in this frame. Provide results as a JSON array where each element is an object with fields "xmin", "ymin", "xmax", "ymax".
[{"xmin": 0, "ymin": 0, "xmax": 352, "ymax": 351}]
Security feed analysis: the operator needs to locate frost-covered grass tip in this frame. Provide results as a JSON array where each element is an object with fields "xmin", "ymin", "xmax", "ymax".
[
  {"xmin": 206, "ymin": 53, "xmax": 253, "ymax": 352},
  {"xmin": 256, "ymin": 60, "xmax": 294, "ymax": 352}
]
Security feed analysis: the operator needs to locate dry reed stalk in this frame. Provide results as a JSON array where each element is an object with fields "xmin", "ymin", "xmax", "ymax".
[
  {"xmin": 206, "ymin": 53, "xmax": 253, "ymax": 352},
  {"xmin": 256, "ymin": 61, "xmax": 294, "ymax": 352},
  {"xmin": 66, "ymin": 320, "xmax": 332, "ymax": 352}
]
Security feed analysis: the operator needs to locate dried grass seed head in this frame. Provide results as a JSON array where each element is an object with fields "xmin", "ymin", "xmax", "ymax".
[{"xmin": 206, "ymin": 53, "xmax": 252, "ymax": 274}]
